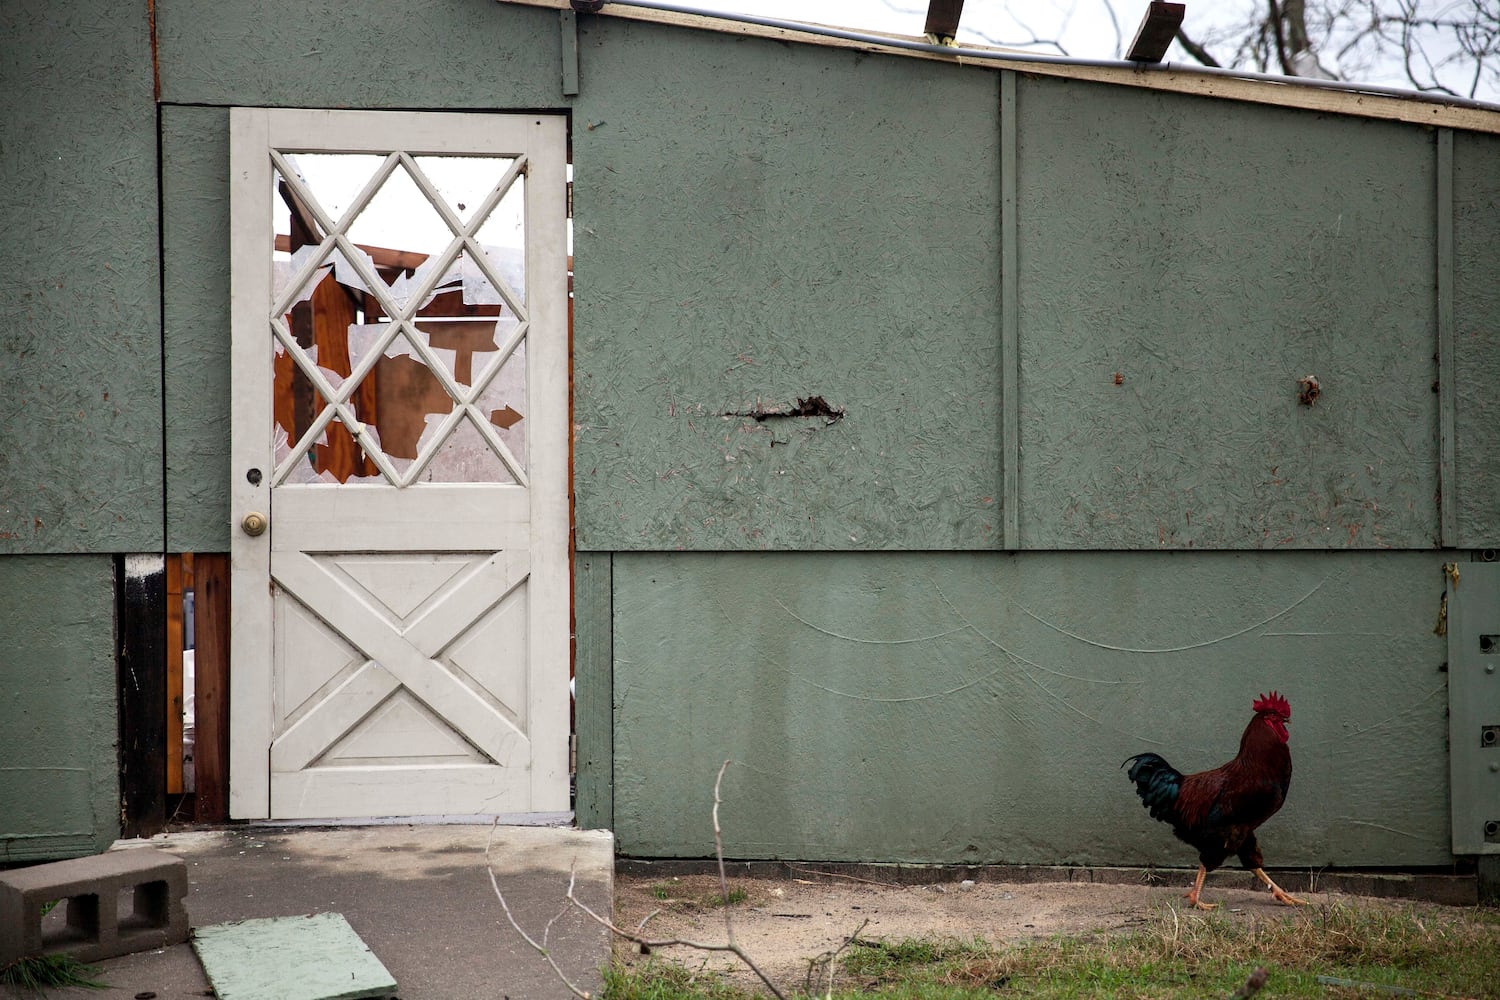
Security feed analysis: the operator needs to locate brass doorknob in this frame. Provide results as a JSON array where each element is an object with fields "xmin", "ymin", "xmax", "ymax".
[{"xmin": 242, "ymin": 511, "xmax": 268, "ymax": 536}]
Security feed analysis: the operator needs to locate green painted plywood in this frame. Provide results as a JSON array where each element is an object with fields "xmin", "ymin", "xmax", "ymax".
[
  {"xmin": 1452, "ymin": 130, "xmax": 1500, "ymax": 549},
  {"xmin": 0, "ymin": 557, "xmax": 118, "ymax": 861},
  {"xmin": 155, "ymin": 0, "xmax": 561, "ymax": 108},
  {"xmin": 0, "ymin": 0, "xmax": 163, "ymax": 553},
  {"xmin": 572, "ymin": 22, "xmax": 1004, "ymax": 550},
  {"xmin": 193, "ymin": 913, "xmax": 397, "ymax": 1000},
  {"xmin": 612, "ymin": 551, "xmax": 1450, "ymax": 866},
  {"xmin": 1015, "ymin": 79, "xmax": 1439, "ymax": 550},
  {"xmin": 574, "ymin": 553, "xmax": 614, "ymax": 831},
  {"xmin": 163, "ymin": 107, "xmax": 233, "ymax": 553}
]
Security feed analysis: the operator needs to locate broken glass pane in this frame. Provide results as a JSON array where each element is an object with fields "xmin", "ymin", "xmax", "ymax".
[
  {"xmin": 283, "ymin": 153, "xmax": 385, "ymax": 230},
  {"xmin": 412, "ymin": 155, "xmax": 515, "ymax": 228},
  {"xmin": 468, "ymin": 341, "xmax": 527, "ymax": 474},
  {"xmin": 346, "ymin": 162, "xmax": 456, "ymax": 265},
  {"xmin": 267, "ymin": 148, "xmax": 533, "ymax": 487},
  {"xmin": 417, "ymin": 415, "xmax": 517, "ymax": 485},
  {"xmin": 473, "ymin": 178, "xmax": 527, "ymax": 307}
]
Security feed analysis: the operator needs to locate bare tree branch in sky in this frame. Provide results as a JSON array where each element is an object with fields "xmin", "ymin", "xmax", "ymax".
[
  {"xmin": 717, "ymin": 0, "xmax": 1500, "ymax": 100},
  {"xmin": 1171, "ymin": 0, "xmax": 1499, "ymax": 97},
  {"xmin": 1175, "ymin": 26, "xmax": 1223, "ymax": 65}
]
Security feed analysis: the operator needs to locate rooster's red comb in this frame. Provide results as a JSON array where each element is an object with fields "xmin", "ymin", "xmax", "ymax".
[{"xmin": 1254, "ymin": 690, "xmax": 1291, "ymax": 718}]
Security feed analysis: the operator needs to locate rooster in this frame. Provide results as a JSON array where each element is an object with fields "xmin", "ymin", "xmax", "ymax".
[{"xmin": 1123, "ymin": 691, "xmax": 1306, "ymax": 909}]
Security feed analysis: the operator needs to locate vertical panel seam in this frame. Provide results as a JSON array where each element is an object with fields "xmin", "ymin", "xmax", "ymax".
[
  {"xmin": 1437, "ymin": 129, "xmax": 1456, "ymax": 547},
  {"xmin": 560, "ymin": 10, "xmax": 580, "ymax": 97},
  {"xmin": 604, "ymin": 551, "xmax": 614, "ymax": 831},
  {"xmin": 1001, "ymin": 71, "xmax": 1020, "ymax": 550},
  {"xmin": 575, "ymin": 551, "xmax": 614, "ymax": 831},
  {"xmin": 156, "ymin": 102, "xmax": 171, "ymax": 554}
]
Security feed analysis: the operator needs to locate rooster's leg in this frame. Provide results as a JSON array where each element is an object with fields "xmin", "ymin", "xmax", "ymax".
[
  {"xmin": 1183, "ymin": 865, "xmax": 1218, "ymax": 910},
  {"xmin": 1252, "ymin": 868, "xmax": 1307, "ymax": 906}
]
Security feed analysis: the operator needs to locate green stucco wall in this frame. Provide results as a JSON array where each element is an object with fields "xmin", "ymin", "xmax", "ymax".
[
  {"xmin": 1453, "ymin": 130, "xmax": 1500, "ymax": 549},
  {"xmin": 155, "ymin": 0, "xmax": 561, "ymax": 109},
  {"xmin": 147, "ymin": 7, "xmax": 1500, "ymax": 559},
  {"xmin": 162, "ymin": 106, "xmax": 232, "ymax": 553},
  {"xmin": 0, "ymin": 0, "xmax": 162, "ymax": 554},
  {"xmin": 1016, "ymin": 81, "xmax": 1439, "ymax": 550},
  {"xmin": 0, "ymin": 0, "xmax": 155, "ymax": 860},
  {"xmin": 612, "ymin": 551, "xmax": 1452, "ymax": 866},
  {"xmin": 570, "ymin": 21, "xmax": 1005, "ymax": 550},
  {"xmin": 4, "ymin": 0, "xmax": 1496, "ymax": 867},
  {"xmin": 0, "ymin": 557, "xmax": 119, "ymax": 861}
]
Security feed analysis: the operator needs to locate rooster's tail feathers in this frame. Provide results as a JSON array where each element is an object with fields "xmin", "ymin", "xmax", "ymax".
[{"xmin": 1123, "ymin": 752, "xmax": 1182, "ymax": 824}]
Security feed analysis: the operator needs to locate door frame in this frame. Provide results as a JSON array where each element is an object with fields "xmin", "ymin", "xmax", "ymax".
[{"xmin": 226, "ymin": 107, "xmax": 571, "ymax": 819}]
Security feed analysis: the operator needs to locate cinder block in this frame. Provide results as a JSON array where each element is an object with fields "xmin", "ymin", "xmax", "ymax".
[{"xmin": 0, "ymin": 847, "xmax": 189, "ymax": 965}]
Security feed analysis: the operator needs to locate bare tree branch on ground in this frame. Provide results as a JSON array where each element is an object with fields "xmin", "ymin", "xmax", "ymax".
[
  {"xmin": 803, "ymin": 918, "xmax": 870, "ymax": 1000},
  {"xmin": 489, "ymin": 760, "xmax": 832, "ymax": 1000}
]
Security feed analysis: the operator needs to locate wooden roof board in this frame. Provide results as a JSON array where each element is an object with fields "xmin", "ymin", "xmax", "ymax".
[{"xmin": 500, "ymin": 0, "xmax": 1500, "ymax": 135}]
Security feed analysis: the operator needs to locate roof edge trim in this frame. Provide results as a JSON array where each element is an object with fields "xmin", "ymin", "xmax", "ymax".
[{"xmin": 502, "ymin": 0, "xmax": 1500, "ymax": 135}]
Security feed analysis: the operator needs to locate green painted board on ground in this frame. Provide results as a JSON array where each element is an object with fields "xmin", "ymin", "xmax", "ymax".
[{"xmin": 192, "ymin": 912, "xmax": 396, "ymax": 1000}]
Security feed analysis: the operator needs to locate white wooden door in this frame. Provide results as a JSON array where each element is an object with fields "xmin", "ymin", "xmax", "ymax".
[{"xmin": 227, "ymin": 109, "xmax": 570, "ymax": 819}]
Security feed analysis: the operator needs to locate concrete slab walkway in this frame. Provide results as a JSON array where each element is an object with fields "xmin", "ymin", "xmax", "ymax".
[{"xmin": 5, "ymin": 824, "xmax": 613, "ymax": 1000}]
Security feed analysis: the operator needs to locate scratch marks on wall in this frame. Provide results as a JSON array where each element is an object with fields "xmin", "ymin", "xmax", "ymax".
[
  {"xmin": 770, "ymin": 596, "xmax": 966, "ymax": 645},
  {"xmin": 1313, "ymin": 684, "xmax": 1445, "ymax": 746},
  {"xmin": 1015, "ymin": 575, "xmax": 1330, "ymax": 654},
  {"xmin": 611, "ymin": 550, "xmax": 1451, "ymax": 865},
  {"xmin": 1338, "ymin": 819, "xmax": 1426, "ymax": 840}
]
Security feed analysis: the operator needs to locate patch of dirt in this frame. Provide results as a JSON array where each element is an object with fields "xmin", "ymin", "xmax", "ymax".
[{"xmin": 614, "ymin": 872, "xmax": 1339, "ymax": 990}]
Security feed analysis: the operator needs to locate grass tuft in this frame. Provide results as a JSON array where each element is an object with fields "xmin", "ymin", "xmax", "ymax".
[
  {"xmin": 647, "ymin": 879, "xmax": 751, "ymax": 910},
  {"xmin": 0, "ymin": 954, "xmax": 107, "ymax": 993},
  {"xmin": 603, "ymin": 959, "xmax": 749, "ymax": 1000},
  {"xmin": 707, "ymin": 887, "xmax": 750, "ymax": 908}
]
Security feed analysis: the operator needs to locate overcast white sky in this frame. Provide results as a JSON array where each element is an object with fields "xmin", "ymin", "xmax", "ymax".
[{"xmin": 680, "ymin": 0, "xmax": 1500, "ymax": 102}]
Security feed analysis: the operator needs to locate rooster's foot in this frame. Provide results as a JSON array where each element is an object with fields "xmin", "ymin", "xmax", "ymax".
[
  {"xmin": 1253, "ymin": 868, "xmax": 1307, "ymax": 906},
  {"xmin": 1183, "ymin": 865, "xmax": 1217, "ymax": 910}
]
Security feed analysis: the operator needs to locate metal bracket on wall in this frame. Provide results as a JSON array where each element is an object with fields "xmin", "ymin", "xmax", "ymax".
[
  {"xmin": 561, "ymin": 10, "xmax": 580, "ymax": 97},
  {"xmin": 1448, "ymin": 555, "xmax": 1500, "ymax": 855}
]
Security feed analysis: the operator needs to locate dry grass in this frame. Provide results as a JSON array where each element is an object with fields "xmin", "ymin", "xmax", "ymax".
[
  {"xmin": 606, "ymin": 899, "xmax": 1500, "ymax": 999},
  {"xmin": 841, "ymin": 901, "xmax": 1500, "ymax": 999}
]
